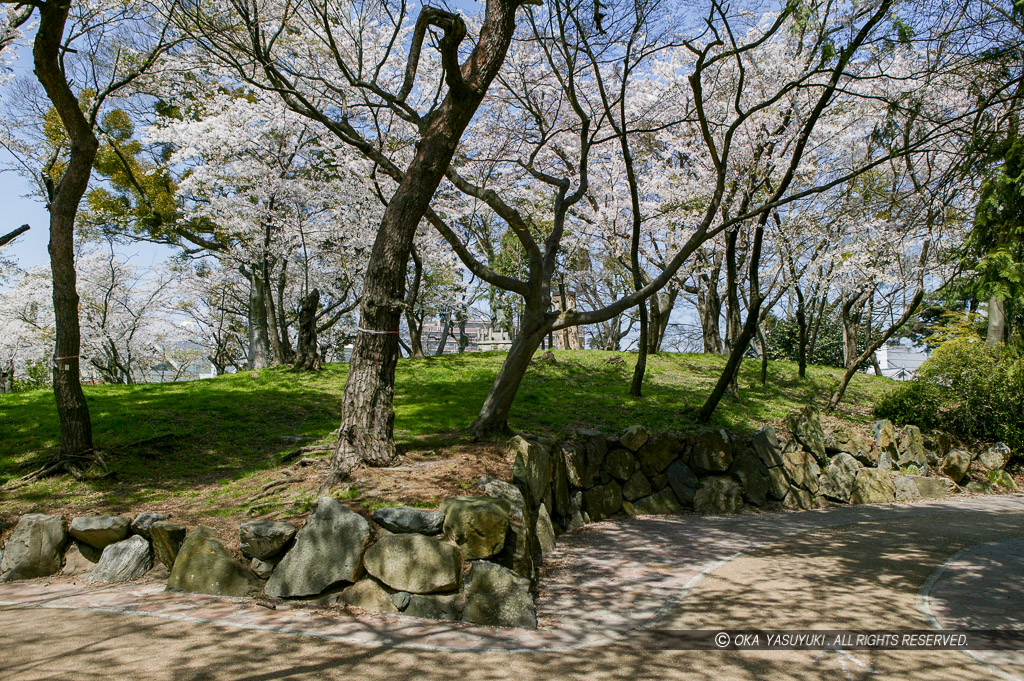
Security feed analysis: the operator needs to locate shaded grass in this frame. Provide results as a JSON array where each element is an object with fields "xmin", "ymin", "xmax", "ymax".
[{"xmin": 0, "ymin": 350, "xmax": 892, "ymax": 520}]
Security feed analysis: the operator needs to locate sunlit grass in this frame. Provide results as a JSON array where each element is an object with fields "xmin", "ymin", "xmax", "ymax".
[{"xmin": 0, "ymin": 350, "xmax": 892, "ymax": 517}]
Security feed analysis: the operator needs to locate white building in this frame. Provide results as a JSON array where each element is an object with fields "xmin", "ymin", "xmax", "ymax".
[{"xmin": 875, "ymin": 342, "xmax": 929, "ymax": 381}]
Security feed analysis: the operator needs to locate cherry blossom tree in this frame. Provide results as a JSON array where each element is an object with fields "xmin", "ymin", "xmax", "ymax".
[
  {"xmin": 176, "ymin": 0, "xmax": 542, "ymax": 485},
  {"xmin": 418, "ymin": 0, "xmax": 974, "ymax": 434},
  {"xmin": 144, "ymin": 90, "xmax": 376, "ymax": 369}
]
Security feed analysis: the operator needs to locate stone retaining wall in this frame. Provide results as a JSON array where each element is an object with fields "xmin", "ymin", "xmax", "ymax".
[
  {"xmin": 0, "ymin": 409, "xmax": 1017, "ymax": 631},
  {"xmin": 0, "ymin": 491, "xmax": 538, "ymax": 628}
]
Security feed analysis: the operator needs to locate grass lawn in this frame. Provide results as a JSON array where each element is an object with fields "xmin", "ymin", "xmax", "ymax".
[{"xmin": 0, "ymin": 350, "xmax": 894, "ymax": 531}]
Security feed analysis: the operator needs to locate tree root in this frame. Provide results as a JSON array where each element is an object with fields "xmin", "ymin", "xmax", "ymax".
[
  {"xmin": 3, "ymin": 449, "xmax": 108, "ymax": 490},
  {"xmin": 248, "ymin": 476, "xmax": 305, "ymax": 504},
  {"xmin": 280, "ymin": 444, "xmax": 333, "ymax": 463},
  {"xmin": 109, "ymin": 433, "xmax": 177, "ymax": 450}
]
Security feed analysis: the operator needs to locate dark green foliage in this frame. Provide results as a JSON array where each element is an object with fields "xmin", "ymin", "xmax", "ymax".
[
  {"xmin": 874, "ymin": 329, "xmax": 1024, "ymax": 451},
  {"xmin": 763, "ymin": 313, "xmax": 845, "ymax": 368},
  {"xmin": 12, "ymin": 360, "xmax": 50, "ymax": 393},
  {"xmin": 871, "ymin": 381, "xmax": 943, "ymax": 432}
]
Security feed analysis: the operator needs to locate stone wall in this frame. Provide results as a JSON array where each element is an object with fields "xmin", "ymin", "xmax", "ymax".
[
  {"xmin": 0, "ymin": 493, "xmax": 538, "ymax": 628},
  {"xmin": 0, "ymin": 408, "xmax": 1017, "ymax": 631},
  {"xmin": 511, "ymin": 412, "xmax": 1018, "ymax": 538}
]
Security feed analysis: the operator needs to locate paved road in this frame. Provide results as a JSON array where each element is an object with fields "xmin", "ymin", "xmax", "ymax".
[{"xmin": 2, "ymin": 494, "xmax": 1023, "ymax": 680}]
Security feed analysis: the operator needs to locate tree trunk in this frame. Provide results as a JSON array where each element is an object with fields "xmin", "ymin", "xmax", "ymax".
[
  {"xmin": 630, "ymin": 302, "xmax": 648, "ymax": 397},
  {"xmin": 34, "ymin": 0, "xmax": 99, "ymax": 469},
  {"xmin": 263, "ymin": 259, "xmax": 287, "ymax": 365},
  {"xmin": 699, "ymin": 306, "xmax": 760, "ymax": 421},
  {"xmin": 758, "ymin": 325, "xmax": 769, "ymax": 387},
  {"xmin": 408, "ymin": 316, "xmax": 426, "ymax": 358},
  {"xmin": 697, "ymin": 284, "xmax": 724, "ymax": 354},
  {"xmin": 827, "ymin": 287, "xmax": 925, "ymax": 411},
  {"xmin": 434, "ymin": 314, "xmax": 452, "ymax": 356},
  {"xmin": 1, "ymin": 359, "xmax": 15, "ymax": 393},
  {"xmin": 788, "ymin": 262, "xmax": 808, "ymax": 378},
  {"xmin": 457, "ymin": 309, "xmax": 469, "ymax": 353},
  {"xmin": 276, "ymin": 262, "xmax": 294, "ymax": 362},
  {"xmin": 808, "ymin": 293, "xmax": 829, "ymax": 364},
  {"xmin": 404, "ymin": 246, "xmax": 426, "ymax": 358},
  {"xmin": 723, "ymin": 228, "xmax": 743, "ymax": 353},
  {"xmin": 699, "ymin": 221, "xmax": 766, "ymax": 422},
  {"xmin": 470, "ymin": 314, "xmax": 548, "ymax": 437},
  {"xmin": 840, "ymin": 293, "xmax": 864, "ymax": 371},
  {"xmin": 987, "ymin": 295, "xmax": 1006, "ymax": 346},
  {"xmin": 647, "ymin": 288, "xmax": 676, "ymax": 354},
  {"xmin": 322, "ymin": 0, "xmax": 560, "ymax": 487},
  {"xmin": 294, "ymin": 288, "xmax": 321, "ymax": 371},
  {"xmin": 248, "ymin": 269, "xmax": 272, "ymax": 370}
]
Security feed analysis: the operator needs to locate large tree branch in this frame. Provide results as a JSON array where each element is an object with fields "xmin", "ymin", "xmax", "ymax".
[{"xmin": 0, "ymin": 224, "xmax": 29, "ymax": 248}]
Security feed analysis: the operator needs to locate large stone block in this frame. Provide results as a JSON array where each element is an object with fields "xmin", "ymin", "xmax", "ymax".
[
  {"xmin": 561, "ymin": 441, "xmax": 588, "ymax": 490},
  {"xmin": 729, "ymin": 451, "xmax": 770, "ymax": 506},
  {"xmin": 583, "ymin": 481, "xmax": 623, "ymax": 521},
  {"xmin": 441, "ymin": 496, "xmax": 510, "ymax": 560},
  {"xmin": 264, "ymin": 497, "xmax": 371, "ymax": 598},
  {"xmin": 940, "ymin": 450, "xmax": 972, "ymax": 484},
  {"xmin": 149, "ymin": 521, "xmax": 187, "ymax": 570},
  {"xmin": 690, "ymin": 429, "xmax": 733, "ymax": 473},
  {"xmin": 782, "ymin": 486, "xmax": 815, "ymax": 510},
  {"xmin": 87, "ymin": 535, "xmax": 152, "ymax": 583},
  {"xmin": 550, "ymin": 450, "xmax": 571, "ymax": 520},
  {"xmin": 475, "ymin": 477, "xmax": 534, "ymax": 580},
  {"xmin": 767, "ymin": 466, "xmax": 789, "ymax": 500},
  {"xmin": 823, "ymin": 423, "xmax": 876, "ymax": 466},
  {"xmin": 622, "ymin": 469, "xmax": 652, "ymax": 502},
  {"xmin": 872, "ymin": 420, "xmax": 899, "ymax": 466},
  {"xmin": 534, "ymin": 503, "xmax": 557, "ymax": 556},
  {"xmin": 167, "ymin": 527, "xmax": 257, "ymax": 597},
  {"xmin": 339, "ymin": 578, "xmax": 398, "ymax": 613},
  {"xmin": 620, "ymin": 425, "xmax": 650, "ymax": 452},
  {"xmin": 371, "ymin": 507, "xmax": 444, "ymax": 536},
  {"xmin": 897, "ymin": 425, "xmax": 928, "ymax": 469},
  {"xmin": 782, "ymin": 449, "xmax": 821, "ymax": 494},
  {"xmin": 894, "ymin": 476, "xmax": 923, "ymax": 503},
  {"xmin": 130, "ymin": 513, "xmax": 169, "ymax": 540},
  {"xmin": 61, "ymin": 544, "xmax": 94, "ymax": 577},
  {"xmin": 239, "ymin": 520, "xmax": 297, "ymax": 560},
  {"xmin": 0, "ymin": 514, "xmax": 66, "ymax": 582},
  {"xmin": 637, "ymin": 431, "xmax": 683, "ymax": 476},
  {"xmin": 785, "ymin": 406, "xmax": 827, "ymax": 463},
  {"xmin": 623, "ymin": 488, "xmax": 685, "ymax": 516},
  {"xmin": 404, "ymin": 592, "xmax": 463, "ymax": 621},
  {"xmin": 463, "ymin": 561, "xmax": 537, "ymax": 629},
  {"xmin": 752, "ymin": 426, "xmax": 785, "ymax": 468},
  {"xmin": 693, "ymin": 476, "xmax": 743, "ymax": 515},
  {"xmin": 818, "ymin": 452, "xmax": 862, "ymax": 503},
  {"xmin": 666, "ymin": 461, "xmax": 698, "ymax": 506},
  {"xmin": 363, "ymin": 533, "xmax": 461, "ymax": 594},
  {"xmin": 69, "ymin": 516, "xmax": 130, "ymax": 550},
  {"xmin": 576, "ymin": 430, "xmax": 608, "ymax": 488},
  {"xmin": 602, "ymin": 448, "xmax": 635, "ymax": 482},
  {"xmin": 510, "ymin": 436, "xmax": 552, "ymax": 506},
  {"xmin": 979, "ymin": 443, "xmax": 1012, "ymax": 471},
  {"xmin": 905, "ymin": 475, "xmax": 957, "ymax": 500},
  {"xmin": 850, "ymin": 469, "xmax": 896, "ymax": 505}
]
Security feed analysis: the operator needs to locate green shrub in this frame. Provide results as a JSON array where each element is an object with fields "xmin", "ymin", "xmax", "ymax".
[
  {"xmin": 874, "ymin": 327, "xmax": 1024, "ymax": 452},
  {"xmin": 872, "ymin": 381, "xmax": 943, "ymax": 432},
  {"xmin": 12, "ymin": 360, "xmax": 50, "ymax": 392}
]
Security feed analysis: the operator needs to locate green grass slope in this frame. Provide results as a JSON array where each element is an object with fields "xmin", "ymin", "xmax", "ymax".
[{"xmin": 0, "ymin": 350, "xmax": 892, "ymax": 521}]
